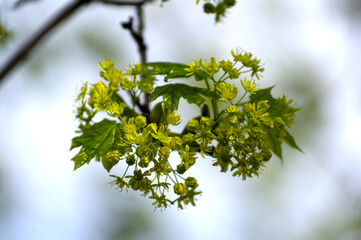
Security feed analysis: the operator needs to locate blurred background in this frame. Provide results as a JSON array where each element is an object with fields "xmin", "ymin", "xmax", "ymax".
[{"xmin": 1, "ymin": 0, "xmax": 361, "ymax": 239}]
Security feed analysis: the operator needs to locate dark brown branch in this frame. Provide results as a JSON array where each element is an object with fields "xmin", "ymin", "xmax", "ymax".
[
  {"xmin": 121, "ymin": 4, "xmax": 150, "ymax": 114},
  {"xmin": 0, "ymin": 0, "xmax": 90, "ymax": 84},
  {"xmin": 0, "ymin": 0, "xmax": 147, "ymax": 85},
  {"xmin": 121, "ymin": 16, "xmax": 147, "ymax": 62},
  {"xmin": 136, "ymin": 5, "xmax": 151, "ymax": 114}
]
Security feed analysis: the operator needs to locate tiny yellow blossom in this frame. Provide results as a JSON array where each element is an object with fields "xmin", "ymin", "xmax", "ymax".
[
  {"xmin": 216, "ymin": 82, "xmax": 238, "ymax": 102},
  {"xmin": 185, "ymin": 58, "xmax": 202, "ymax": 76},
  {"xmin": 219, "ymin": 60, "xmax": 233, "ymax": 72},
  {"xmin": 107, "ymin": 102, "xmax": 125, "ymax": 117},
  {"xmin": 228, "ymin": 68, "xmax": 240, "ymax": 79},
  {"xmin": 240, "ymin": 77, "xmax": 260, "ymax": 94},
  {"xmin": 201, "ymin": 57, "xmax": 220, "ymax": 74},
  {"xmin": 120, "ymin": 77, "xmax": 136, "ymax": 91},
  {"xmin": 135, "ymin": 115, "xmax": 147, "ymax": 129},
  {"xmin": 167, "ymin": 112, "xmax": 181, "ymax": 125},
  {"xmin": 88, "ymin": 81, "xmax": 109, "ymax": 110},
  {"xmin": 226, "ymin": 105, "xmax": 238, "ymax": 113},
  {"xmin": 76, "ymin": 82, "xmax": 88, "ymax": 101}
]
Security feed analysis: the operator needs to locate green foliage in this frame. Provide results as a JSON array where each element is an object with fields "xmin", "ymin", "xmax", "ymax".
[
  {"xmin": 150, "ymin": 83, "xmax": 216, "ymax": 111},
  {"xmin": 71, "ymin": 48, "xmax": 301, "ymax": 210}
]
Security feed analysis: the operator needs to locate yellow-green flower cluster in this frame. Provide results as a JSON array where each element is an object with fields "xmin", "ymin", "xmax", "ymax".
[{"xmin": 72, "ymin": 48, "xmax": 300, "ymax": 210}]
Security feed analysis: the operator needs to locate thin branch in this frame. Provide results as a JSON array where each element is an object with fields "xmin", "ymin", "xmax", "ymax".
[
  {"xmin": 0, "ymin": 0, "xmax": 148, "ymax": 85},
  {"xmin": 0, "ymin": 0, "xmax": 90, "ymax": 84},
  {"xmin": 136, "ymin": 5, "xmax": 147, "ymax": 64},
  {"xmin": 121, "ymin": 16, "xmax": 147, "ymax": 63},
  {"xmin": 121, "ymin": 4, "xmax": 150, "ymax": 114},
  {"xmin": 136, "ymin": 4, "xmax": 151, "ymax": 113}
]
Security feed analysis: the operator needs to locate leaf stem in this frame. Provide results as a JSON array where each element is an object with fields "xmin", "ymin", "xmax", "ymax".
[
  {"xmin": 204, "ymin": 77, "xmax": 219, "ymax": 120},
  {"xmin": 236, "ymin": 91, "xmax": 248, "ymax": 105},
  {"xmin": 122, "ymin": 164, "xmax": 130, "ymax": 178}
]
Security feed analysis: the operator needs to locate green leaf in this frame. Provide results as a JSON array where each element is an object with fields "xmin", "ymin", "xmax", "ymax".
[
  {"xmin": 194, "ymin": 69, "xmax": 212, "ymax": 81},
  {"xmin": 264, "ymin": 128, "xmax": 283, "ymax": 161},
  {"xmin": 110, "ymin": 92, "xmax": 125, "ymax": 103},
  {"xmin": 150, "ymin": 83, "xmax": 215, "ymax": 111},
  {"xmin": 250, "ymin": 87, "xmax": 302, "ymax": 153},
  {"xmin": 250, "ymin": 87, "xmax": 301, "ymax": 121},
  {"xmin": 70, "ymin": 135, "xmax": 85, "ymax": 150},
  {"xmin": 142, "ymin": 62, "xmax": 189, "ymax": 82},
  {"xmin": 71, "ymin": 119, "xmax": 120, "ymax": 170},
  {"xmin": 72, "ymin": 147, "xmax": 92, "ymax": 170},
  {"xmin": 149, "ymin": 102, "xmax": 167, "ymax": 124},
  {"xmin": 142, "ymin": 62, "xmax": 211, "ymax": 82},
  {"xmin": 284, "ymin": 130, "xmax": 303, "ymax": 152},
  {"xmin": 249, "ymin": 86, "xmax": 275, "ymax": 104},
  {"xmin": 122, "ymin": 106, "xmax": 139, "ymax": 119},
  {"xmin": 102, "ymin": 156, "xmax": 117, "ymax": 173}
]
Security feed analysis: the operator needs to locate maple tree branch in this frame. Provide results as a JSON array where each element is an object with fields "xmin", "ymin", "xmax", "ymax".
[
  {"xmin": 0, "ymin": 0, "xmax": 147, "ymax": 85},
  {"xmin": 121, "ymin": 4, "xmax": 151, "ymax": 114}
]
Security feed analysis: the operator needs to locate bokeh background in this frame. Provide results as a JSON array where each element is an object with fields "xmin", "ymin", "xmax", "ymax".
[{"xmin": 1, "ymin": 0, "xmax": 361, "ymax": 239}]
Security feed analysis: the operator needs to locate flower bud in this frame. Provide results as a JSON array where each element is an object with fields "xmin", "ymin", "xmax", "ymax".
[
  {"xmin": 139, "ymin": 157, "xmax": 150, "ymax": 168},
  {"xmin": 200, "ymin": 116, "xmax": 213, "ymax": 128},
  {"xmin": 226, "ymin": 105, "xmax": 238, "ymax": 113},
  {"xmin": 167, "ymin": 112, "xmax": 181, "ymax": 125},
  {"xmin": 185, "ymin": 177, "xmax": 198, "ymax": 188},
  {"xmin": 126, "ymin": 155, "xmax": 136, "ymax": 165},
  {"xmin": 203, "ymin": 2, "xmax": 215, "ymax": 14},
  {"xmin": 135, "ymin": 115, "xmax": 147, "ymax": 129},
  {"xmin": 228, "ymin": 115, "xmax": 239, "ymax": 125},
  {"xmin": 220, "ymin": 60, "xmax": 233, "ymax": 72},
  {"xmin": 187, "ymin": 119, "xmax": 199, "ymax": 131},
  {"xmin": 183, "ymin": 133, "xmax": 194, "ymax": 145},
  {"xmin": 174, "ymin": 183, "xmax": 187, "ymax": 196},
  {"xmin": 176, "ymin": 164, "xmax": 186, "ymax": 174},
  {"xmin": 228, "ymin": 68, "xmax": 240, "ymax": 79}
]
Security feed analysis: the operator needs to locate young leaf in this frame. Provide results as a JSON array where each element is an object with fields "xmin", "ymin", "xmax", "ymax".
[
  {"xmin": 249, "ymin": 87, "xmax": 301, "ymax": 121},
  {"xmin": 284, "ymin": 130, "xmax": 303, "ymax": 152},
  {"xmin": 142, "ymin": 62, "xmax": 189, "ymax": 82},
  {"xmin": 149, "ymin": 102, "xmax": 167, "ymax": 124},
  {"xmin": 194, "ymin": 69, "xmax": 212, "ymax": 81},
  {"xmin": 71, "ymin": 119, "xmax": 120, "ymax": 170},
  {"xmin": 150, "ymin": 83, "xmax": 215, "ymax": 111},
  {"xmin": 264, "ymin": 128, "xmax": 283, "ymax": 161},
  {"xmin": 249, "ymin": 86, "xmax": 274, "ymax": 104},
  {"xmin": 142, "ymin": 62, "xmax": 211, "ymax": 82},
  {"xmin": 72, "ymin": 147, "xmax": 92, "ymax": 170},
  {"xmin": 70, "ymin": 135, "xmax": 85, "ymax": 150},
  {"xmin": 102, "ymin": 154, "xmax": 119, "ymax": 173}
]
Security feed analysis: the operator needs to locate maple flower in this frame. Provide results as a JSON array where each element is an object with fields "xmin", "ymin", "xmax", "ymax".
[
  {"xmin": 185, "ymin": 58, "xmax": 202, "ymax": 76},
  {"xmin": 201, "ymin": 57, "xmax": 220, "ymax": 74},
  {"xmin": 216, "ymin": 82, "xmax": 238, "ymax": 102},
  {"xmin": 240, "ymin": 77, "xmax": 260, "ymax": 94}
]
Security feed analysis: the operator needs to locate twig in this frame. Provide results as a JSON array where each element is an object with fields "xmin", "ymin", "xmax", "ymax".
[
  {"xmin": 121, "ymin": 4, "xmax": 150, "ymax": 114},
  {"xmin": 120, "ymin": 16, "xmax": 147, "ymax": 63},
  {"xmin": 0, "ymin": 0, "xmax": 90, "ymax": 84},
  {"xmin": 0, "ymin": 0, "xmax": 147, "ymax": 85}
]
